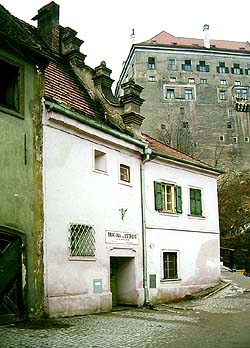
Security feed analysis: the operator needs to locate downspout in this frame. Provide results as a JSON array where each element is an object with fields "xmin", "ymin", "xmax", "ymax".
[{"xmin": 140, "ymin": 146, "xmax": 152, "ymax": 305}]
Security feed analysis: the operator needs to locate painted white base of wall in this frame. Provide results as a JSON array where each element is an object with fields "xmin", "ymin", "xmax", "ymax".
[
  {"xmin": 149, "ymin": 280, "xmax": 220, "ymax": 304},
  {"xmin": 45, "ymin": 288, "xmax": 145, "ymax": 318},
  {"xmin": 46, "ymin": 292, "xmax": 112, "ymax": 318}
]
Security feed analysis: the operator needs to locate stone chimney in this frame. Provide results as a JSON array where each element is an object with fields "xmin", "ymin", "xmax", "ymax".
[
  {"xmin": 203, "ymin": 24, "xmax": 210, "ymax": 49},
  {"xmin": 32, "ymin": 2, "xmax": 60, "ymax": 53},
  {"xmin": 120, "ymin": 79, "xmax": 145, "ymax": 138}
]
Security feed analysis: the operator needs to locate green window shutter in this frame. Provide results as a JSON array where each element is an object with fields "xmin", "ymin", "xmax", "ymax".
[
  {"xmin": 216, "ymin": 66, "xmax": 220, "ymax": 73},
  {"xmin": 190, "ymin": 188, "xmax": 196, "ymax": 215},
  {"xmin": 225, "ymin": 67, "xmax": 229, "ymax": 73},
  {"xmin": 175, "ymin": 185, "xmax": 182, "ymax": 213},
  {"xmin": 240, "ymin": 68, "xmax": 243, "ymax": 75},
  {"xmin": 195, "ymin": 189, "xmax": 202, "ymax": 216},
  {"xmin": 154, "ymin": 181, "xmax": 162, "ymax": 211}
]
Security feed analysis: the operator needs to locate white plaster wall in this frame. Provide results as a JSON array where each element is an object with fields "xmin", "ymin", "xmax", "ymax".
[
  {"xmin": 145, "ymin": 159, "xmax": 220, "ymax": 232},
  {"xmin": 144, "ymin": 159, "xmax": 220, "ymax": 303},
  {"xmin": 43, "ymin": 123, "xmax": 144, "ymax": 317}
]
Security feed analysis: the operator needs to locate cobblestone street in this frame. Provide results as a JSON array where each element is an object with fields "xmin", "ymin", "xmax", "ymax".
[{"xmin": 1, "ymin": 269, "xmax": 250, "ymax": 348}]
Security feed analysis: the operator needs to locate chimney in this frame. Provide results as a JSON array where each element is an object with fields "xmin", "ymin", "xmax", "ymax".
[
  {"xmin": 130, "ymin": 29, "xmax": 135, "ymax": 45},
  {"xmin": 120, "ymin": 79, "xmax": 145, "ymax": 138},
  {"xmin": 32, "ymin": 2, "xmax": 60, "ymax": 53},
  {"xmin": 203, "ymin": 24, "xmax": 210, "ymax": 49}
]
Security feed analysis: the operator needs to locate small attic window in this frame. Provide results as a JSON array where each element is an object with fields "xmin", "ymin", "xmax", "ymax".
[
  {"xmin": 0, "ymin": 59, "xmax": 21, "ymax": 115},
  {"xmin": 172, "ymin": 42, "xmax": 177, "ymax": 45},
  {"xmin": 211, "ymin": 45, "xmax": 216, "ymax": 48},
  {"xmin": 240, "ymin": 47, "xmax": 245, "ymax": 50},
  {"xmin": 192, "ymin": 43, "xmax": 199, "ymax": 47}
]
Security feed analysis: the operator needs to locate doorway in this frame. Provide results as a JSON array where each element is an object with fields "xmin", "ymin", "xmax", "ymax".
[
  {"xmin": 0, "ymin": 230, "xmax": 24, "ymax": 324},
  {"xmin": 110, "ymin": 256, "xmax": 136, "ymax": 307}
]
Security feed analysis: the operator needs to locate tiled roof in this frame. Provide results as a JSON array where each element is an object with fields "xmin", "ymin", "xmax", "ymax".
[
  {"xmin": 142, "ymin": 133, "xmax": 209, "ymax": 167},
  {"xmin": 0, "ymin": 5, "xmax": 52, "ymax": 57},
  {"xmin": 141, "ymin": 31, "xmax": 250, "ymax": 52},
  {"xmin": 0, "ymin": 4, "xmax": 104, "ymax": 123},
  {"xmin": 44, "ymin": 60, "xmax": 99, "ymax": 118}
]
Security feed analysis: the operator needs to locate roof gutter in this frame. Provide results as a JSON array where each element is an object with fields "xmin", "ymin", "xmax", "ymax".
[{"xmin": 44, "ymin": 100, "xmax": 147, "ymax": 149}]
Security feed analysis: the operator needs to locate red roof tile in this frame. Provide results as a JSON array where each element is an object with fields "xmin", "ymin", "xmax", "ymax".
[
  {"xmin": 141, "ymin": 31, "xmax": 250, "ymax": 52},
  {"xmin": 142, "ymin": 133, "xmax": 209, "ymax": 166},
  {"xmin": 44, "ymin": 60, "xmax": 100, "ymax": 118}
]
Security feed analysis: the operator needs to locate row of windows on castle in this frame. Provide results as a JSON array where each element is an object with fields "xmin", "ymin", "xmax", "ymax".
[
  {"xmin": 149, "ymin": 75, "xmax": 250, "ymax": 88},
  {"xmin": 164, "ymin": 85, "xmax": 250, "ymax": 101},
  {"xmin": 147, "ymin": 57, "xmax": 250, "ymax": 75}
]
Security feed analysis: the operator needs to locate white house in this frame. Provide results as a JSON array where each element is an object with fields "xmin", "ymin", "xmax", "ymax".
[
  {"xmin": 42, "ymin": 105, "xmax": 146, "ymax": 317},
  {"xmin": 142, "ymin": 135, "xmax": 221, "ymax": 303},
  {"xmin": 29, "ymin": 2, "xmax": 223, "ymax": 318}
]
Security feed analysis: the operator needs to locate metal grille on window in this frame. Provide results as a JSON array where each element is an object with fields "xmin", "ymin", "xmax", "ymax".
[{"xmin": 69, "ymin": 223, "xmax": 95, "ymax": 257}]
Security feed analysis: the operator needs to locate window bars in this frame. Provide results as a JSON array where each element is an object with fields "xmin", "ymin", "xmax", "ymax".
[{"xmin": 69, "ymin": 223, "xmax": 95, "ymax": 257}]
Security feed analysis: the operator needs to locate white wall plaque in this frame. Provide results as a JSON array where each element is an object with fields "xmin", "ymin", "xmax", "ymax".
[{"xmin": 105, "ymin": 230, "xmax": 139, "ymax": 245}]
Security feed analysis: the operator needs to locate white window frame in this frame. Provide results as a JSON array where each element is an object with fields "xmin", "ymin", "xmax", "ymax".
[
  {"xmin": 93, "ymin": 148, "xmax": 107, "ymax": 174},
  {"xmin": 220, "ymin": 79, "xmax": 227, "ymax": 85},
  {"xmin": 148, "ymin": 75, "xmax": 156, "ymax": 82},
  {"xmin": 170, "ymin": 76, "xmax": 177, "ymax": 82},
  {"xmin": 219, "ymin": 89, "xmax": 227, "ymax": 100},
  {"xmin": 184, "ymin": 88, "xmax": 194, "ymax": 100},
  {"xmin": 168, "ymin": 59, "xmax": 177, "ymax": 71},
  {"xmin": 165, "ymin": 88, "xmax": 175, "ymax": 99},
  {"xmin": 200, "ymin": 78, "xmax": 208, "ymax": 84},
  {"xmin": 68, "ymin": 222, "xmax": 96, "ymax": 261}
]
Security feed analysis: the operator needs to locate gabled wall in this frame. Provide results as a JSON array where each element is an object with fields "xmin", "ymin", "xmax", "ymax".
[{"xmin": 43, "ymin": 110, "xmax": 144, "ymax": 317}]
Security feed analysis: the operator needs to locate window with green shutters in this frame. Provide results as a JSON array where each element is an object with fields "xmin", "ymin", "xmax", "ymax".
[
  {"xmin": 189, "ymin": 188, "xmax": 202, "ymax": 216},
  {"xmin": 154, "ymin": 181, "xmax": 182, "ymax": 213}
]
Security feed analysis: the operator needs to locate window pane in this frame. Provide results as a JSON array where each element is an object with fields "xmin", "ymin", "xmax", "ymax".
[
  {"xmin": 168, "ymin": 59, "xmax": 176, "ymax": 70},
  {"xmin": 163, "ymin": 252, "xmax": 178, "ymax": 279},
  {"xmin": 120, "ymin": 164, "xmax": 130, "ymax": 182},
  {"xmin": 0, "ymin": 59, "xmax": 20, "ymax": 111}
]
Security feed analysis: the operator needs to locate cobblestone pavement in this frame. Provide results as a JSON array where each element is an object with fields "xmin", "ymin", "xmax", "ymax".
[{"xmin": 1, "ymin": 269, "xmax": 250, "ymax": 348}]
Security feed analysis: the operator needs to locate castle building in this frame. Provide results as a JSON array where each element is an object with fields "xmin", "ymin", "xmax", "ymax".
[{"xmin": 116, "ymin": 26, "xmax": 250, "ymax": 171}]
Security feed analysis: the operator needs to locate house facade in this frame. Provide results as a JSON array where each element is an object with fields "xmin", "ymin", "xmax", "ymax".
[
  {"xmin": 1, "ymin": 2, "xmax": 222, "ymax": 321},
  {"xmin": 115, "ymin": 27, "xmax": 250, "ymax": 172},
  {"xmin": 143, "ymin": 135, "xmax": 220, "ymax": 302},
  {"xmin": 0, "ymin": 5, "xmax": 49, "ymax": 323}
]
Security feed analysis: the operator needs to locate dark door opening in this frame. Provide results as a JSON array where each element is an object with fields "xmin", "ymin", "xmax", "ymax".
[
  {"xmin": 110, "ymin": 256, "xmax": 136, "ymax": 308},
  {"xmin": 0, "ymin": 231, "xmax": 24, "ymax": 324}
]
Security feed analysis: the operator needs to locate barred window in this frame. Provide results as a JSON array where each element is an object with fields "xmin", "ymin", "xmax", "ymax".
[{"xmin": 69, "ymin": 223, "xmax": 95, "ymax": 257}]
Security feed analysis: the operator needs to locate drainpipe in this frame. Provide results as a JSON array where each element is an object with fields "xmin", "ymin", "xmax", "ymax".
[{"xmin": 140, "ymin": 145, "xmax": 152, "ymax": 305}]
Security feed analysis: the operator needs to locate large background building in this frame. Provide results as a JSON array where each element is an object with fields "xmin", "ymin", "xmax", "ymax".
[{"xmin": 116, "ymin": 26, "xmax": 250, "ymax": 171}]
